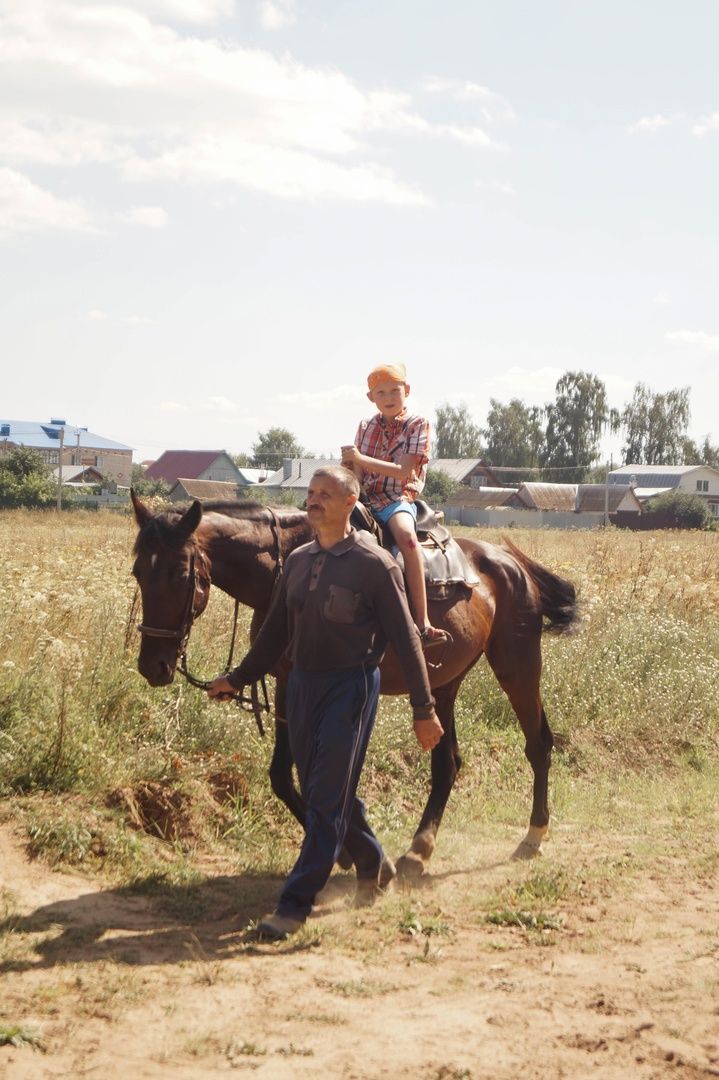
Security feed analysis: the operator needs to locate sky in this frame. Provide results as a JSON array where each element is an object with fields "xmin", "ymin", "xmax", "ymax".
[{"xmin": 1, "ymin": 0, "xmax": 718, "ymax": 465}]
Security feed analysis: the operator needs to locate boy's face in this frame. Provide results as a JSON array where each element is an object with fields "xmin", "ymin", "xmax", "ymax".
[{"xmin": 367, "ymin": 379, "xmax": 409, "ymax": 420}]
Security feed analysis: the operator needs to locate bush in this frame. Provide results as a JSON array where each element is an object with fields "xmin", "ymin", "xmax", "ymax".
[
  {"xmin": 422, "ymin": 468, "xmax": 460, "ymax": 504},
  {"xmin": 0, "ymin": 447, "xmax": 55, "ymax": 508},
  {"xmin": 646, "ymin": 490, "xmax": 716, "ymax": 530}
]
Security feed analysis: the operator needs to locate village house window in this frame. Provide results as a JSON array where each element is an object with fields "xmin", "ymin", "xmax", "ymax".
[
  {"xmin": 696, "ymin": 480, "xmax": 709, "ymax": 492},
  {"xmin": 47, "ymin": 451, "xmax": 58, "ymax": 464}
]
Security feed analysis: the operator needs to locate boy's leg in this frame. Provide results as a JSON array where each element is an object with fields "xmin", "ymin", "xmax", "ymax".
[{"xmin": 386, "ymin": 509, "xmax": 446, "ymax": 644}]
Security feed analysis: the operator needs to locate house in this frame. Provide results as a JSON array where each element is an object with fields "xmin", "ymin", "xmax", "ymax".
[
  {"xmin": 260, "ymin": 458, "xmax": 339, "ymax": 500},
  {"xmin": 168, "ymin": 478, "xmax": 248, "ymax": 503},
  {"xmin": 1, "ymin": 418, "xmax": 133, "ymax": 484},
  {"xmin": 442, "ymin": 487, "xmax": 517, "ymax": 510},
  {"xmin": 428, "ymin": 459, "xmax": 504, "ymax": 488},
  {"xmin": 144, "ymin": 450, "xmax": 244, "ymax": 487},
  {"xmin": 609, "ymin": 464, "xmax": 719, "ymax": 519},
  {"xmin": 507, "ymin": 483, "xmax": 578, "ymax": 512},
  {"xmin": 51, "ymin": 464, "xmax": 104, "ymax": 486},
  {"xmin": 439, "ymin": 481, "xmax": 642, "ymax": 528}
]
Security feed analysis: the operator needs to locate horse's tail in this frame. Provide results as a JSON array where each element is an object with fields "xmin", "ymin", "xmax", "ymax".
[{"xmin": 500, "ymin": 537, "xmax": 579, "ymax": 634}]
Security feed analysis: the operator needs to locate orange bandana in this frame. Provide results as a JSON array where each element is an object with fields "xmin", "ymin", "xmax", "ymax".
[{"xmin": 367, "ymin": 362, "xmax": 407, "ymax": 390}]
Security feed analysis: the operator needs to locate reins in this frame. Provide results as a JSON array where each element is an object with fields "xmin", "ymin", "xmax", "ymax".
[{"xmin": 135, "ymin": 507, "xmax": 288, "ymax": 737}]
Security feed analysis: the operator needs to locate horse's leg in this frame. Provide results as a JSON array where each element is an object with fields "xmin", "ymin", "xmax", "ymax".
[
  {"xmin": 395, "ymin": 676, "xmax": 463, "ymax": 879},
  {"xmin": 485, "ymin": 628, "xmax": 553, "ymax": 859}
]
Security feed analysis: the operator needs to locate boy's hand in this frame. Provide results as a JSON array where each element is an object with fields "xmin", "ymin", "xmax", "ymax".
[
  {"xmin": 398, "ymin": 452, "xmax": 421, "ymax": 483},
  {"xmin": 413, "ymin": 711, "xmax": 444, "ymax": 751},
  {"xmin": 341, "ymin": 445, "xmax": 360, "ymax": 465}
]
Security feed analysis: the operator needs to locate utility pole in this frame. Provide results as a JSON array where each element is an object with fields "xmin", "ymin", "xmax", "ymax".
[
  {"xmin": 604, "ymin": 459, "xmax": 610, "ymax": 527},
  {"xmin": 56, "ymin": 426, "xmax": 64, "ymax": 511}
]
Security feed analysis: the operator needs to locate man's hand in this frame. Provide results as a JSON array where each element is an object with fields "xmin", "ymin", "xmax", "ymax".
[
  {"xmin": 206, "ymin": 675, "xmax": 237, "ymax": 701},
  {"xmin": 413, "ymin": 711, "xmax": 444, "ymax": 751}
]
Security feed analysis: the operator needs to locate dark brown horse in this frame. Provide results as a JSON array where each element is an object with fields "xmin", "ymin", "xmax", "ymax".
[{"xmin": 130, "ymin": 490, "xmax": 578, "ymax": 873}]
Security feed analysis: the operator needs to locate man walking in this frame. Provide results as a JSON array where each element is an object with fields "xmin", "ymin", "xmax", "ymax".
[{"xmin": 207, "ymin": 465, "xmax": 443, "ymax": 939}]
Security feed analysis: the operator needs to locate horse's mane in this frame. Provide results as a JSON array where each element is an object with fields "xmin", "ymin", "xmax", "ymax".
[{"xmin": 133, "ymin": 501, "xmax": 308, "ymax": 555}]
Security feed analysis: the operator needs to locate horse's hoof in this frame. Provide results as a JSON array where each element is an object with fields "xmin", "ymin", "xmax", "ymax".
[
  {"xmin": 511, "ymin": 826, "xmax": 547, "ymax": 861},
  {"xmin": 511, "ymin": 840, "xmax": 543, "ymax": 861},
  {"xmin": 395, "ymin": 851, "xmax": 426, "ymax": 880}
]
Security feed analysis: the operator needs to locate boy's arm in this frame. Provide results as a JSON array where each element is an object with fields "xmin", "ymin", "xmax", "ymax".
[{"xmin": 341, "ymin": 447, "xmax": 417, "ymax": 484}]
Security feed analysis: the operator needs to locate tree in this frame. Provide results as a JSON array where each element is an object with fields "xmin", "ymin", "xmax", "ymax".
[
  {"xmin": 541, "ymin": 371, "xmax": 609, "ymax": 482},
  {"xmin": 646, "ymin": 490, "xmax": 715, "ymax": 530},
  {"xmin": 250, "ymin": 427, "xmax": 307, "ymax": 469},
  {"xmin": 422, "ymin": 468, "xmax": 460, "ymax": 504},
  {"xmin": 130, "ymin": 463, "xmax": 171, "ymax": 499},
  {"xmin": 620, "ymin": 383, "xmax": 691, "ymax": 465},
  {"xmin": 231, "ymin": 451, "xmax": 251, "ymax": 468},
  {"xmin": 680, "ymin": 435, "xmax": 719, "ymax": 468},
  {"xmin": 0, "ymin": 447, "xmax": 56, "ymax": 508},
  {"xmin": 482, "ymin": 398, "xmax": 545, "ymax": 477},
  {"xmin": 434, "ymin": 404, "xmax": 485, "ymax": 459}
]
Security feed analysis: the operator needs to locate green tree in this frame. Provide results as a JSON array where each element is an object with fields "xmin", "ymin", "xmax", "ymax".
[
  {"xmin": 130, "ymin": 463, "xmax": 170, "ymax": 498},
  {"xmin": 0, "ymin": 447, "xmax": 56, "ymax": 508},
  {"xmin": 620, "ymin": 383, "xmax": 691, "ymax": 465},
  {"xmin": 646, "ymin": 490, "xmax": 715, "ymax": 530},
  {"xmin": 422, "ymin": 468, "xmax": 460, "ymax": 504},
  {"xmin": 482, "ymin": 398, "xmax": 545, "ymax": 477},
  {"xmin": 434, "ymin": 403, "xmax": 485, "ymax": 459},
  {"xmin": 231, "ymin": 451, "xmax": 251, "ymax": 468},
  {"xmin": 541, "ymin": 371, "xmax": 609, "ymax": 482},
  {"xmin": 680, "ymin": 435, "xmax": 719, "ymax": 468},
  {"xmin": 250, "ymin": 427, "xmax": 307, "ymax": 469}
]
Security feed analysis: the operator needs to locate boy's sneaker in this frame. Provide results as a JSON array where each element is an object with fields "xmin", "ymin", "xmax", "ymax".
[{"xmin": 257, "ymin": 912, "xmax": 305, "ymax": 940}]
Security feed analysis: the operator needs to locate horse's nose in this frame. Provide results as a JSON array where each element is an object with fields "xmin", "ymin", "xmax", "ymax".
[{"xmin": 138, "ymin": 656, "xmax": 175, "ymax": 687}]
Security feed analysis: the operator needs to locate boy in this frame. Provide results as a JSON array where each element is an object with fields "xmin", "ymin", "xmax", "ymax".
[{"xmin": 342, "ymin": 363, "xmax": 448, "ymax": 647}]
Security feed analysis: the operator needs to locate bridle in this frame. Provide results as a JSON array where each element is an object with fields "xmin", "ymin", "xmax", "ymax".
[{"xmin": 135, "ymin": 508, "xmax": 286, "ymax": 735}]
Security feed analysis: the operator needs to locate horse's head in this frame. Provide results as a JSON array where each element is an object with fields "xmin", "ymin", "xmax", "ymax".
[{"xmin": 130, "ymin": 489, "xmax": 211, "ymax": 687}]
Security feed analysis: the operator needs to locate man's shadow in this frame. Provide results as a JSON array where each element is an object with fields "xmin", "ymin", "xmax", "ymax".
[{"xmin": 0, "ymin": 869, "xmax": 316, "ymax": 972}]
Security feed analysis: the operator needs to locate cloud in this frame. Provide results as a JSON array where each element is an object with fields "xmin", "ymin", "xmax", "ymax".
[
  {"xmin": 0, "ymin": 1, "xmax": 501, "ymax": 209},
  {"xmin": 652, "ymin": 293, "xmax": 671, "ymax": 306},
  {"xmin": 125, "ymin": 205, "xmax": 169, "ymax": 227},
  {"xmin": 626, "ymin": 114, "xmax": 674, "ymax": 133},
  {"xmin": 258, "ymin": 0, "xmax": 295, "ymax": 30},
  {"xmin": 273, "ymin": 384, "xmax": 366, "ymax": 408},
  {"xmin": 87, "ymin": 308, "xmax": 108, "ymax": 320},
  {"xmin": 692, "ymin": 112, "xmax": 719, "ymax": 137},
  {"xmin": 475, "ymin": 179, "xmax": 516, "ymax": 196},
  {"xmin": 666, "ymin": 330, "xmax": 719, "ymax": 352},
  {"xmin": 126, "ymin": 314, "xmax": 153, "ymax": 324},
  {"xmin": 159, "ymin": 400, "xmax": 189, "ymax": 412},
  {"xmin": 0, "ymin": 167, "xmax": 93, "ymax": 235},
  {"xmin": 423, "ymin": 78, "xmax": 515, "ymax": 123}
]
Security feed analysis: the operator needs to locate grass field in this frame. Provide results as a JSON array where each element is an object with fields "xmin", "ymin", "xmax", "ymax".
[{"xmin": 1, "ymin": 509, "xmax": 718, "ymax": 1078}]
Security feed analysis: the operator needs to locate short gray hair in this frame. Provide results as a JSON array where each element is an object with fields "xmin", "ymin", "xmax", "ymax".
[{"xmin": 311, "ymin": 465, "xmax": 360, "ymax": 498}]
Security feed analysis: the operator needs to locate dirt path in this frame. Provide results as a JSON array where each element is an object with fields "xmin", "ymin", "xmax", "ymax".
[{"xmin": 2, "ymin": 817, "xmax": 718, "ymax": 1080}]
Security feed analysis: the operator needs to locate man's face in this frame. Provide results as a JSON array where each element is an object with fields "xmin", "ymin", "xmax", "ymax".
[
  {"xmin": 306, "ymin": 474, "xmax": 356, "ymax": 530},
  {"xmin": 367, "ymin": 379, "xmax": 409, "ymax": 420}
]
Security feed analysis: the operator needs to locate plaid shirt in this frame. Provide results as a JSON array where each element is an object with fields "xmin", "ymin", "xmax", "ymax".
[{"xmin": 354, "ymin": 409, "xmax": 430, "ymax": 510}]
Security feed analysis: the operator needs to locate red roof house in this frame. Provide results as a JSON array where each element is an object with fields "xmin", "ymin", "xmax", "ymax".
[{"xmin": 144, "ymin": 450, "xmax": 243, "ymax": 486}]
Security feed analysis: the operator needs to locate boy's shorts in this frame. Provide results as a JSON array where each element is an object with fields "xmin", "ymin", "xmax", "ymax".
[{"xmin": 371, "ymin": 500, "xmax": 418, "ymax": 527}]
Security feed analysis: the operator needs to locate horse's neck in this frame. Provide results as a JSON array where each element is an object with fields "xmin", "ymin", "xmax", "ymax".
[{"xmin": 199, "ymin": 511, "xmax": 312, "ymax": 611}]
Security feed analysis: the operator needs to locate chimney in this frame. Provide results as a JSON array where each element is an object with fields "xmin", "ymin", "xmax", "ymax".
[{"xmin": 283, "ymin": 458, "xmax": 293, "ymax": 480}]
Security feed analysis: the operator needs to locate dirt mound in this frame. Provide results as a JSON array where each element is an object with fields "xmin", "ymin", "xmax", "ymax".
[{"xmin": 108, "ymin": 768, "xmax": 249, "ymax": 843}]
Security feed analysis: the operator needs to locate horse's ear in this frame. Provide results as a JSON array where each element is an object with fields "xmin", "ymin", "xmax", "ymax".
[
  {"xmin": 175, "ymin": 499, "xmax": 203, "ymax": 540},
  {"xmin": 130, "ymin": 487, "xmax": 153, "ymax": 528}
]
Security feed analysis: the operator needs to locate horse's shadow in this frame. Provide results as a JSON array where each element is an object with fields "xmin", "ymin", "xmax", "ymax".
[{"xmin": 0, "ymin": 870, "xmax": 318, "ymax": 973}]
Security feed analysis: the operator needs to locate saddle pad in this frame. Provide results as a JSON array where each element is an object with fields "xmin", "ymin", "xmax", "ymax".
[{"xmin": 420, "ymin": 536, "xmax": 481, "ymax": 588}]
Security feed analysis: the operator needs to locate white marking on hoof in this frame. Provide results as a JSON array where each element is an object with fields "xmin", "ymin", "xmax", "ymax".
[{"xmin": 511, "ymin": 825, "xmax": 548, "ymax": 861}]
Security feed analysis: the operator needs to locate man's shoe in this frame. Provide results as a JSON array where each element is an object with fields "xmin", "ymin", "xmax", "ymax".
[
  {"xmin": 355, "ymin": 857, "xmax": 397, "ymax": 908},
  {"xmin": 257, "ymin": 911, "xmax": 305, "ymax": 940}
]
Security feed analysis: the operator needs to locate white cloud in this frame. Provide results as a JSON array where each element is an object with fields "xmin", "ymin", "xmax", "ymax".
[
  {"xmin": 258, "ymin": 0, "xmax": 295, "ymax": 30},
  {"xmin": 0, "ymin": 1, "xmax": 499, "ymax": 208},
  {"xmin": 652, "ymin": 293, "xmax": 671, "ymax": 306},
  {"xmin": 159, "ymin": 400, "xmax": 189, "ymax": 412},
  {"xmin": 626, "ymin": 114, "xmax": 673, "ymax": 133},
  {"xmin": 126, "ymin": 314, "xmax": 153, "ymax": 324},
  {"xmin": 125, "ymin": 205, "xmax": 169, "ymax": 228},
  {"xmin": 424, "ymin": 78, "xmax": 515, "ymax": 123},
  {"xmin": 274, "ymin": 384, "xmax": 366, "ymax": 408},
  {"xmin": 87, "ymin": 308, "xmax": 108, "ymax": 320},
  {"xmin": 666, "ymin": 330, "xmax": 719, "ymax": 352},
  {"xmin": 0, "ymin": 167, "xmax": 92, "ymax": 235},
  {"xmin": 475, "ymin": 179, "xmax": 516, "ymax": 196},
  {"xmin": 692, "ymin": 112, "xmax": 719, "ymax": 137}
]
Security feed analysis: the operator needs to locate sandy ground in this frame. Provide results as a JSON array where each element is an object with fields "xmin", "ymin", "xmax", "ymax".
[{"xmin": 1, "ymin": 816, "xmax": 718, "ymax": 1080}]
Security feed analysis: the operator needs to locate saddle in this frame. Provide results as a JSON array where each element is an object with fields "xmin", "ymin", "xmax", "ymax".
[{"xmin": 350, "ymin": 499, "xmax": 480, "ymax": 600}]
